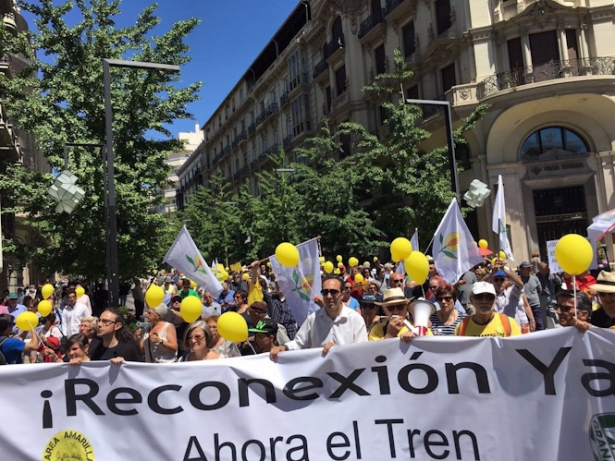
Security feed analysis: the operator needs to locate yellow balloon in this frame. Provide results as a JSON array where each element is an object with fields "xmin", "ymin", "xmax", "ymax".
[
  {"xmin": 498, "ymin": 250, "xmax": 507, "ymax": 259},
  {"xmin": 242, "ymin": 273, "xmax": 250, "ymax": 280},
  {"xmin": 217, "ymin": 311, "xmax": 248, "ymax": 342},
  {"xmin": 354, "ymin": 273, "xmax": 364, "ymax": 283},
  {"xmin": 555, "ymin": 234, "xmax": 593, "ymax": 276},
  {"xmin": 334, "ymin": 269, "xmax": 341, "ymax": 275},
  {"xmin": 404, "ymin": 251, "xmax": 429, "ymax": 284},
  {"xmin": 364, "ymin": 261, "xmax": 370, "ymax": 268},
  {"xmin": 348, "ymin": 257, "xmax": 359, "ymax": 268},
  {"xmin": 190, "ymin": 280, "xmax": 197, "ymax": 289},
  {"xmin": 391, "ymin": 237, "xmax": 413, "ymax": 262},
  {"xmin": 478, "ymin": 239, "xmax": 489, "ymax": 249},
  {"xmin": 336, "ymin": 255, "xmax": 343, "ymax": 263},
  {"xmin": 145, "ymin": 285, "xmax": 165, "ymax": 308},
  {"xmin": 41, "ymin": 283, "xmax": 54, "ymax": 300},
  {"xmin": 180, "ymin": 296, "xmax": 202, "ymax": 323},
  {"xmin": 75, "ymin": 286, "xmax": 85, "ymax": 298},
  {"xmin": 37, "ymin": 300, "xmax": 52, "ymax": 317},
  {"xmin": 276, "ymin": 242, "xmax": 300, "ymax": 267},
  {"xmin": 337, "ymin": 262, "xmax": 344, "ymax": 269},
  {"xmin": 323, "ymin": 261, "xmax": 334, "ymax": 273},
  {"xmin": 319, "ymin": 256, "xmax": 325, "ymax": 264},
  {"xmin": 16, "ymin": 311, "xmax": 39, "ymax": 332},
  {"xmin": 373, "ymin": 256, "xmax": 379, "ymax": 262}
]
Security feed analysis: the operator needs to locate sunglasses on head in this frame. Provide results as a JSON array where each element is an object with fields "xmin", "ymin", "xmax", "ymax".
[
  {"xmin": 473, "ymin": 293, "xmax": 495, "ymax": 301},
  {"xmin": 322, "ymin": 289, "xmax": 340, "ymax": 296}
]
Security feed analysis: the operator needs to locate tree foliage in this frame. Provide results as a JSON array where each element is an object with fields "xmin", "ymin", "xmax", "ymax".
[{"xmin": 0, "ymin": 0, "xmax": 201, "ymax": 278}]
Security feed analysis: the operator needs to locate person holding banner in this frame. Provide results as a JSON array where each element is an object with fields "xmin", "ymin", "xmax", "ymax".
[
  {"xmin": 0, "ymin": 314, "xmax": 40, "ymax": 364},
  {"xmin": 554, "ymin": 290, "xmax": 592, "ymax": 331},
  {"xmin": 455, "ymin": 282, "xmax": 521, "ymax": 337},
  {"xmin": 180, "ymin": 321, "xmax": 225, "ymax": 361},
  {"xmin": 369, "ymin": 288, "xmax": 430, "ymax": 341},
  {"xmin": 269, "ymin": 276, "xmax": 367, "ymax": 359},
  {"xmin": 88, "ymin": 308, "xmax": 143, "ymax": 364}
]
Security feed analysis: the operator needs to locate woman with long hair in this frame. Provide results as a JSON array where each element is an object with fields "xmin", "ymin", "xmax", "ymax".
[{"xmin": 179, "ymin": 321, "xmax": 226, "ymax": 361}]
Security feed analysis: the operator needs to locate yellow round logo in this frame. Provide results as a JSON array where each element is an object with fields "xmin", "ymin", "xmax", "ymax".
[
  {"xmin": 444, "ymin": 232, "xmax": 461, "ymax": 252},
  {"xmin": 43, "ymin": 429, "xmax": 95, "ymax": 461}
]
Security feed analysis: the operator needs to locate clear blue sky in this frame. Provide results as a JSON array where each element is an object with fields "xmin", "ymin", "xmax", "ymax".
[{"xmin": 21, "ymin": 0, "xmax": 298, "ymax": 138}]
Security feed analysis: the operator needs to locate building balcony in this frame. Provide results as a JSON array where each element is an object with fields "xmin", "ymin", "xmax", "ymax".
[
  {"xmin": 477, "ymin": 57, "xmax": 615, "ymax": 99},
  {"xmin": 324, "ymin": 34, "xmax": 345, "ymax": 62},
  {"xmin": 313, "ymin": 59, "xmax": 328, "ymax": 80},
  {"xmin": 384, "ymin": 0, "xmax": 414, "ymax": 21},
  {"xmin": 237, "ymin": 130, "xmax": 248, "ymax": 144},
  {"xmin": 281, "ymin": 92, "xmax": 290, "ymax": 107},
  {"xmin": 256, "ymin": 102, "xmax": 279, "ymax": 127},
  {"xmin": 248, "ymin": 122, "xmax": 256, "ymax": 135},
  {"xmin": 358, "ymin": 10, "xmax": 385, "ymax": 42},
  {"xmin": 289, "ymin": 73, "xmax": 308, "ymax": 93}
]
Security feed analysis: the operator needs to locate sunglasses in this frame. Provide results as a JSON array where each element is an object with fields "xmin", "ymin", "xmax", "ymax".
[
  {"xmin": 390, "ymin": 279, "xmax": 404, "ymax": 283},
  {"xmin": 473, "ymin": 293, "xmax": 495, "ymax": 301},
  {"xmin": 554, "ymin": 303, "xmax": 574, "ymax": 312},
  {"xmin": 322, "ymin": 289, "xmax": 340, "ymax": 296},
  {"xmin": 360, "ymin": 304, "xmax": 377, "ymax": 309},
  {"xmin": 387, "ymin": 304, "xmax": 406, "ymax": 311},
  {"xmin": 437, "ymin": 296, "xmax": 453, "ymax": 302}
]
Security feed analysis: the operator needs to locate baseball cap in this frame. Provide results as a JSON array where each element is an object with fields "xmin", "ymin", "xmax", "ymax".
[
  {"xmin": 494, "ymin": 270, "xmax": 507, "ymax": 278},
  {"xmin": 248, "ymin": 318, "xmax": 277, "ymax": 336},
  {"xmin": 7, "ymin": 293, "xmax": 18, "ymax": 300},
  {"xmin": 519, "ymin": 261, "xmax": 532, "ymax": 268},
  {"xmin": 171, "ymin": 295, "xmax": 182, "ymax": 304},
  {"xmin": 472, "ymin": 281, "xmax": 496, "ymax": 297},
  {"xmin": 360, "ymin": 294, "xmax": 377, "ymax": 304}
]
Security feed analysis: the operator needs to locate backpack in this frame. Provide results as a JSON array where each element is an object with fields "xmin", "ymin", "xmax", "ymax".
[
  {"xmin": 458, "ymin": 313, "xmax": 512, "ymax": 337},
  {"xmin": 0, "ymin": 337, "xmax": 10, "ymax": 365}
]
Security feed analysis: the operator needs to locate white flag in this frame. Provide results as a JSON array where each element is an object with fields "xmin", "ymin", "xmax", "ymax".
[
  {"xmin": 433, "ymin": 199, "xmax": 483, "ymax": 284},
  {"xmin": 163, "ymin": 226, "xmax": 223, "ymax": 297},
  {"xmin": 492, "ymin": 175, "xmax": 514, "ymax": 261},
  {"xmin": 411, "ymin": 229, "xmax": 419, "ymax": 252},
  {"xmin": 270, "ymin": 238, "xmax": 321, "ymax": 327}
]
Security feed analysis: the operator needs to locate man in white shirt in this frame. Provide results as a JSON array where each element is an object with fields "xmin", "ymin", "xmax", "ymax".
[
  {"xmin": 61, "ymin": 288, "xmax": 89, "ymax": 337},
  {"xmin": 270, "ymin": 276, "xmax": 367, "ymax": 359}
]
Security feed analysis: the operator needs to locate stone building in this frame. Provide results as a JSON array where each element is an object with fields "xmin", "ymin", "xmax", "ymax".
[{"xmin": 178, "ymin": 0, "xmax": 615, "ymax": 262}]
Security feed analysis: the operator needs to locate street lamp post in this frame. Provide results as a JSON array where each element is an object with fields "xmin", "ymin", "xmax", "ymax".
[
  {"xmin": 103, "ymin": 59, "xmax": 180, "ymax": 307},
  {"xmin": 405, "ymin": 98, "xmax": 460, "ymax": 201}
]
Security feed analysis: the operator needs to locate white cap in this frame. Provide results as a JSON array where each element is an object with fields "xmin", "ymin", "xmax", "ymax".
[{"xmin": 471, "ymin": 281, "xmax": 496, "ymax": 296}]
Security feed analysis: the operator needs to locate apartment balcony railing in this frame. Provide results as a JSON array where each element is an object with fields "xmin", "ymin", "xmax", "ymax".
[
  {"xmin": 324, "ymin": 34, "xmax": 345, "ymax": 60},
  {"xmin": 408, "ymin": 93, "xmax": 447, "ymax": 119},
  {"xmin": 281, "ymin": 92, "xmax": 290, "ymax": 107},
  {"xmin": 477, "ymin": 57, "xmax": 615, "ymax": 99},
  {"xmin": 237, "ymin": 130, "xmax": 247, "ymax": 143},
  {"xmin": 384, "ymin": 0, "xmax": 405, "ymax": 16},
  {"xmin": 313, "ymin": 59, "xmax": 328, "ymax": 79},
  {"xmin": 358, "ymin": 10, "xmax": 384, "ymax": 39},
  {"xmin": 289, "ymin": 73, "xmax": 308, "ymax": 92},
  {"xmin": 256, "ymin": 102, "xmax": 279, "ymax": 126}
]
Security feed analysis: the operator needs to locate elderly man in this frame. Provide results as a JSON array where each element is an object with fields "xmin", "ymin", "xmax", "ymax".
[
  {"xmin": 590, "ymin": 271, "xmax": 615, "ymax": 328},
  {"xmin": 369, "ymin": 288, "xmax": 427, "ymax": 341},
  {"xmin": 5, "ymin": 293, "xmax": 26, "ymax": 334},
  {"xmin": 269, "ymin": 276, "xmax": 367, "ymax": 359},
  {"xmin": 484, "ymin": 259, "xmax": 534, "ymax": 332},
  {"xmin": 455, "ymin": 282, "xmax": 521, "ymax": 337},
  {"xmin": 216, "ymin": 282, "xmax": 235, "ymax": 311},
  {"xmin": 201, "ymin": 290, "xmax": 222, "ymax": 316}
]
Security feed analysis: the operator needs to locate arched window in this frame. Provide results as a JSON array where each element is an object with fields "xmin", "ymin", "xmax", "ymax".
[
  {"xmin": 332, "ymin": 17, "xmax": 343, "ymax": 42},
  {"xmin": 520, "ymin": 127, "xmax": 588, "ymax": 161}
]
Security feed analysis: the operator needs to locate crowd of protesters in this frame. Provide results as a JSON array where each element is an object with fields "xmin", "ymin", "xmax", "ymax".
[{"xmin": 0, "ymin": 250, "xmax": 613, "ymax": 365}]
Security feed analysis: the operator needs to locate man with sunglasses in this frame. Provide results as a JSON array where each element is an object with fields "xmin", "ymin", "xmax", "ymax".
[
  {"xmin": 484, "ymin": 260, "xmax": 533, "ymax": 332},
  {"xmin": 269, "ymin": 276, "xmax": 367, "ymax": 359},
  {"xmin": 554, "ymin": 290, "xmax": 592, "ymax": 330},
  {"xmin": 589, "ymin": 271, "xmax": 615, "ymax": 329},
  {"xmin": 369, "ymin": 288, "xmax": 430, "ymax": 341},
  {"xmin": 455, "ymin": 282, "xmax": 521, "ymax": 337}
]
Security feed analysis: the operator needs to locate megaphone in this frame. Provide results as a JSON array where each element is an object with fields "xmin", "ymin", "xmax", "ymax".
[{"xmin": 408, "ymin": 299, "xmax": 436, "ymax": 336}]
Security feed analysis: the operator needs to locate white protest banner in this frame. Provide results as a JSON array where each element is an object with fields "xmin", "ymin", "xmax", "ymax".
[
  {"xmin": 2, "ymin": 329, "xmax": 615, "ymax": 460},
  {"xmin": 546, "ymin": 239, "xmax": 563, "ymax": 274},
  {"xmin": 270, "ymin": 238, "xmax": 321, "ymax": 326}
]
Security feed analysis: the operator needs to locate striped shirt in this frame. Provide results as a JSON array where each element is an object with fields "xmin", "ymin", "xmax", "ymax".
[{"xmin": 430, "ymin": 311, "xmax": 467, "ymax": 336}]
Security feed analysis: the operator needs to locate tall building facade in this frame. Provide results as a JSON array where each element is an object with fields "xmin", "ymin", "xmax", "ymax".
[
  {"xmin": 179, "ymin": 0, "xmax": 615, "ymax": 262},
  {"xmin": 0, "ymin": 0, "xmax": 48, "ymax": 291}
]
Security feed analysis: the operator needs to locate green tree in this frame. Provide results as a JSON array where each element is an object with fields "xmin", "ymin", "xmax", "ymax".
[
  {"xmin": 180, "ymin": 172, "xmax": 240, "ymax": 265},
  {"xmin": 0, "ymin": 0, "xmax": 200, "ymax": 278},
  {"xmin": 335, "ymin": 49, "xmax": 488, "ymax": 249}
]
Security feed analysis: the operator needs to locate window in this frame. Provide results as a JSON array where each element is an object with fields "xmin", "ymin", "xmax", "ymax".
[
  {"xmin": 291, "ymin": 96, "xmax": 311, "ymax": 137},
  {"xmin": 455, "ymin": 143, "xmax": 471, "ymax": 170},
  {"xmin": 520, "ymin": 127, "xmax": 588, "ymax": 161},
  {"xmin": 332, "ymin": 17, "xmax": 343, "ymax": 43},
  {"xmin": 335, "ymin": 65, "xmax": 347, "ymax": 95},
  {"xmin": 374, "ymin": 44, "xmax": 386, "ymax": 75},
  {"xmin": 325, "ymin": 86, "xmax": 332, "ymax": 114},
  {"xmin": 435, "ymin": 0, "xmax": 451, "ymax": 36},
  {"xmin": 441, "ymin": 63, "xmax": 456, "ymax": 93},
  {"xmin": 402, "ymin": 21, "xmax": 415, "ymax": 57},
  {"xmin": 288, "ymin": 51, "xmax": 305, "ymax": 91},
  {"xmin": 340, "ymin": 131, "xmax": 351, "ymax": 159},
  {"xmin": 406, "ymin": 85, "xmax": 419, "ymax": 100}
]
